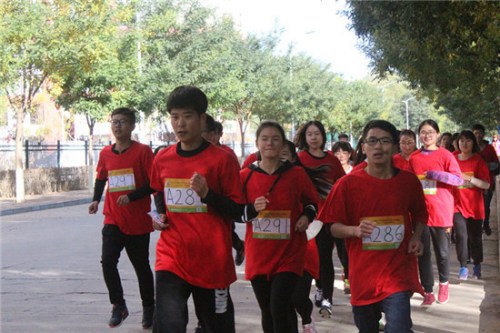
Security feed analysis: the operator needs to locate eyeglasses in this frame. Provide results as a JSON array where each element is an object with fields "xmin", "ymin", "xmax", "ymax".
[
  {"xmin": 420, "ymin": 131, "xmax": 437, "ymax": 137},
  {"xmin": 110, "ymin": 119, "xmax": 129, "ymax": 126},
  {"xmin": 364, "ymin": 137, "xmax": 394, "ymax": 146}
]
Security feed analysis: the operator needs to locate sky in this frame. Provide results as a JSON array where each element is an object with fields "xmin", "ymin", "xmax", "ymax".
[{"xmin": 201, "ymin": 0, "xmax": 372, "ymax": 80}]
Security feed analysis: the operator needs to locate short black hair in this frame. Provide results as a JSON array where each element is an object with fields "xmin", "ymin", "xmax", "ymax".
[
  {"xmin": 167, "ymin": 86, "xmax": 208, "ymax": 114},
  {"xmin": 338, "ymin": 133, "xmax": 349, "ymax": 140},
  {"xmin": 111, "ymin": 107, "xmax": 136, "ymax": 124},
  {"xmin": 458, "ymin": 130, "xmax": 480, "ymax": 154},
  {"xmin": 205, "ymin": 114, "xmax": 216, "ymax": 132},
  {"xmin": 362, "ymin": 120, "xmax": 398, "ymax": 144},
  {"xmin": 472, "ymin": 124, "xmax": 485, "ymax": 133},
  {"xmin": 214, "ymin": 121, "xmax": 223, "ymax": 135}
]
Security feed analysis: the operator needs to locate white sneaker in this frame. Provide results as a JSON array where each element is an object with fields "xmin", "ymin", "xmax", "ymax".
[
  {"xmin": 314, "ymin": 288, "xmax": 323, "ymax": 307},
  {"xmin": 319, "ymin": 299, "xmax": 332, "ymax": 318},
  {"xmin": 303, "ymin": 320, "xmax": 318, "ymax": 333}
]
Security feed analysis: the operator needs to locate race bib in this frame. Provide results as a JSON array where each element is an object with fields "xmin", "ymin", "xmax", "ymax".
[
  {"xmin": 253, "ymin": 210, "xmax": 291, "ymax": 240},
  {"xmin": 418, "ymin": 174, "xmax": 437, "ymax": 195},
  {"xmin": 108, "ymin": 168, "xmax": 136, "ymax": 192},
  {"xmin": 164, "ymin": 178, "xmax": 207, "ymax": 213},
  {"xmin": 361, "ymin": 215, "xmax": 405, "ymax": 250},
  {"xmin": 458, "ymin": 171, "xmax": 474, "ymax": 189}
]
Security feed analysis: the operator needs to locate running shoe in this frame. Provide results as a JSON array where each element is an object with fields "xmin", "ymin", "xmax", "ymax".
[
  {"xmin": 319, "ymin": 299, "xmax": 332, "ymax": 318},
  {"xmin": 473, "ymin": 264, "xmax": 482, "ymax": 279},
  {"xmin": 344, "ymin": 279, "xmax": 351, "ymax": 295},
  {"xmin": 303, "ymin": 320, "xmax": 318, "ymax": 333},
  {"xmin": 437, "ymin": 282, "xmax": 449, "ymax": 304},
  {"xmin": 421, "ymin": 292, "xmax": 435, "ymax": 307},
  {"xmin": 142, "ymin": 305, "xmax": 154, "ymax": 329},
  {"xmin": 458, "ymin": 266, "xmax": 469, "ymax": 280},
  {"xmin": 109, "ymin": 303, "xmax": 129, "ymax": 328},
  {"xmin": 314, "ymin": 288, "xmax": 323, "ymax": 307},
  {"xmin": 235, "ymin": 243, "xmax": 245, "ymax": 266}
]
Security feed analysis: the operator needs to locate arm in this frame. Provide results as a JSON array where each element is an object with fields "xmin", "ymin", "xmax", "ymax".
[
  {"xmin": 463, "ymin": 174, "xmax": 490, "ymax": 190},
  {"xmin": 330, "ymin": 220, "xmax": 377, "ymax": 239},
  {"xmin": 88, "ymin": 178, "xmax": 106, "ymax": 214}
]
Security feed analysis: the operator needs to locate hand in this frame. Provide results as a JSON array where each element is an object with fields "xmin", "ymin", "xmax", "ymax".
[
  {"xmin": 116, "ymin": 195, "xmax": 130, "ymax": 206},
  {"xmin": 253, "ymin": 196, "xmax": 269, "ymax": 212},
  {"xmin": 295, "ymin": 215, "xmax": 309, "ymax": 232},
  {"xmin": 190, "ymin": 172, "xmax": 209, "ymax": 199},
  {"xmin": 88, "ymin": 201, "xmax": 99, "ymax": 214},
  {"xmin": 408, "ymin": 235, "xmax": 423, "ymax": 256},
  {"xmin": 461, "ymin": 172, "xmax": 472, "ymax": 182},
  {"xmin": 354, "ymin": 220, "xmax": 377, "ymax": 238},
  {"xmin": 152, "ymin": 213, "xmax": 169, "ymax": 231}
]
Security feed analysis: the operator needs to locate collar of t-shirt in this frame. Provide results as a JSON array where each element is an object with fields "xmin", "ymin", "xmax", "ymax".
[
  {"xmin": 250, "ymin": 160, "xmax": 294, "ymax": 175},
  {"xmin": 306, "ymin": 150, "xmax": 327, "ymax": 160},
  {"xmin": 176, "ymin": 139, "xmax": 210, "ymax": 157},
  {"xmin": 111, "ymin": 141, "xmax": 134, "ymax": 155}
]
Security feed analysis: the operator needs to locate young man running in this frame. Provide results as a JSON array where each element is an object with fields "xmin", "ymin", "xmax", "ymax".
[
  {"xmin": 150, "ymin": 86, "xmax": 246, "ymax": 333},
  {"xmin": 319, "ymin": 120, "xmax": 428, "ymax": 333},
  {"xmin": 88, "ymin": 107, "xmax": 155, "ymax": 329}
]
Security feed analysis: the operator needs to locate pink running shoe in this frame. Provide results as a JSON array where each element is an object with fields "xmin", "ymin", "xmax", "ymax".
[
  {"xmin": 421, "ymin": 292, "xmax": 435, "ymax": 307},
  {"xmin": 437, "ymin": 282, "xmax": 449, "ymax": 304},
  {"xmin": 303, "ymin": 321, "xmax": 318, "ymax": 333}
]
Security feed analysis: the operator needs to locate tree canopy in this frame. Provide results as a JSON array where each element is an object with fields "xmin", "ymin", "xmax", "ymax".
[{"xmin": 346, "ymin": 1, "xmax": 500, "ymax": 129}]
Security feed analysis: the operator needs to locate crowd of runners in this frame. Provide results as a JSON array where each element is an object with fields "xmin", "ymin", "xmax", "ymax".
[{"xmin": 88, "ymin": 85, "xmax": 499, "ymax": 333}]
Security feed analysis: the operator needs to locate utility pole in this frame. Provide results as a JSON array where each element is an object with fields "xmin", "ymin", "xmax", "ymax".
[{"xmin": 402, "ymin": 96, "xmax": 416, "ymax": 129}]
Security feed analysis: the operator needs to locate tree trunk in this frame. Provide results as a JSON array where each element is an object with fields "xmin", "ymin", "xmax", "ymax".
[
  {"xmin": 238, "ymin": 118, "xmax": 246, "ymax": 159},
  {"xmin": 86, "ymin": 115, "xmax": 96, "ymax": 193},
  {"xmin": 15, "ymin": 107, "xmax": 25, "ymax": 203}
]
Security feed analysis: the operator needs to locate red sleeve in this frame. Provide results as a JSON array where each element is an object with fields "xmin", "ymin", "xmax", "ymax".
[{"xmin": 318, "ymin": 177, "xmax": 349, "ymax": 225}]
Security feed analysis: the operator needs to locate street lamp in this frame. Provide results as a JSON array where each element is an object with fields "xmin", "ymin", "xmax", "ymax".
[{"xmin": 402, "ymin": 96, "xmax": 416, "ymax": 129}]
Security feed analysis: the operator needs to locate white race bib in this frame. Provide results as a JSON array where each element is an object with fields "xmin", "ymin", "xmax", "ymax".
[
  {"xmin": 418, "ymin": 175, "xmax": 437, "ymax": 195},
  {"xmin": 108, "ymin": 168, "xmax": 136, "ymax": 192},
  {"xmin": 164, "ymin": 178, "xmax": 207, "ymax": 213},
  {"xmin": 362, "ymin": 215, "xmax": 405, "ymax": 250},
  {"xmin": 253, "ymin": 210, "xmax": 291, "ymax": 240}
]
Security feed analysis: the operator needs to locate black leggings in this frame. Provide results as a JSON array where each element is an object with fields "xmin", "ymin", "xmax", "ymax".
[
  {"xmin": 418, "ymin": 226, "xmax": 450, "ymax": 292},
  {"xmin": 315, "ymin": 225, "xmax": 349, "ymax": 301},
  {"xmin": 292, "ymin": 272, "xmax": 314, "ymax": 328},
  {"xmin": 453, "ymin": 213, "xmax": 483, "ymax": 266},
  {"xmin": 251, "ymin": 272, "xmax": 299, "ymax": 333}
]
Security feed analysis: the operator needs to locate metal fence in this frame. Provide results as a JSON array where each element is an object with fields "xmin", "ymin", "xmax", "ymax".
[{"xmin": 0, "ymin": 140, "xmax": 256, "ymax": 171}]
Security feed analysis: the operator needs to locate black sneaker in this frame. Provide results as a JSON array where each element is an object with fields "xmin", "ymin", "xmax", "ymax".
[
  {"xmin": 142, "ymin": 305, "xmax": 154, "ymax": 329},
  {"xmin": 109, "ymin": 303, "xmax": 128, "ymax": 328},
  {"xmin": 484, "ymin": 224, "xmax": 492, "ymax": 236},
  {"xmin": 235, "ymin": 243, "xmax": 245, "ymax": 266}
]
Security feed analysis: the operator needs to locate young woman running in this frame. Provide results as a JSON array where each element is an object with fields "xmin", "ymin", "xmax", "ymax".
[
  {"xmin": 453, "ymin": 130, "xmax": 490, "ymax": 280},
  {"xmin": 295, "ymin": 121, "xmax": 345, "ymax": 317},
  {"xmin": 393, "ymin": 129, "xmax": 417, "ymax": 171},
  {"xmin": 241, "ymin": 121, "xmax": 319, "ymax": 333},
  {"xmin": 409, "ymin": 119, "xmax": 463, "ymax": 306},
  {"xmin": 332, "ymin": 141, "xmax": 355, "ymax": 175}
]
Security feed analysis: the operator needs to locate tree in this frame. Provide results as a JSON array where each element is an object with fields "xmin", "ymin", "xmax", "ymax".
[{"xmin": 346, "ymin": 1, "xmax": 500, "ymax": 129}]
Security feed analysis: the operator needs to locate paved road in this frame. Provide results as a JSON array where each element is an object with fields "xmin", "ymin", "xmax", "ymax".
[{"xmin": 1, "ymin": 200, "xmax": 499, "ymax": 332}]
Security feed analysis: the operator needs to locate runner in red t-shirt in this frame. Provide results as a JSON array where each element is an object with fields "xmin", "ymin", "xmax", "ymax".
[
  {"xmin": 241, "ymin": 122, "xmax": 319, "ymax": 333},
  {"xmin": 409, "ymin": 119, "xmax": 463, "ymax": 306},
  {"xmin": 393, "ymin": 129, "xmax": 417, "ymax": 172},
  {"xmin": 453, "ymin": 130, "xmax": 490, "ymax": 280},
  {"xmin": 149, "ymin": 86, "xmax": 247, "ymax": 333},
  {"xmin": 88, "ymin": 107, "xmax": 155, "ymax": 329},
  {"xmin": 319, "ymin": 120, "xmax": 427, "ymax": 333},
  {"xmin": 295, "ymin": 120, "xmax": 346, "ymax": 318},
  {"xmin": 472, "ymin": 123, "xmax": 500, "ymax": 236}
]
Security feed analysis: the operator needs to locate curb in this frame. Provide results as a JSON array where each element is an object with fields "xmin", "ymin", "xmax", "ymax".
[{"xmin": 0, "ymin": 198, "xmax": 92, "ymax": 216}]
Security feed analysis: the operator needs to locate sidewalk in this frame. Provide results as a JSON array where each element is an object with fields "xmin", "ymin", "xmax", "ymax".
[{"xmin": 0, "ymin": 190, "xmax": 92, "ymax": 216}]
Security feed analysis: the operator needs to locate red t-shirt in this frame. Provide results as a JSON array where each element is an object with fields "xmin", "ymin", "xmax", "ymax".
[
  {"xmin": 318, "ymin": 169, "xmax": 428, "ymax": 306},
  {"xmin": 352, "ymin": 160, "xmax": 368, "ymax": 173},
  {"xmin": 150, "ymin": 142, "xmax": 244, "ymax": 289},
  {"xmin": 393, "ymin": 154, "xmax": 410, "ymax": 171},
  {"xmin": 96, "ymin": 141, "xmax": 154, "ymax": 235},
  {"xmin": 242, "ymin": 152, "xmax": 259, "ymax": 169},
  {"xmin": 479, "ymin": 143, "xmax": 499, "ymax": 186},
  {"xmin": 218, "ymin": 144, "xmax": 239, "ymax": 162},
  {"xmin": 409, "ymin": 148, "xmax": 462, "ymax": 227},
  {"xmin": 298, "ymin": 150, "xmax": 345, "ymax": 209},
  {"xmin": 453, "ymin": 154, "xmax": 490, "ymax": 220},
  {"xmin": 240, "ymin": 164, "xmax": 319, "ymax": 280}
]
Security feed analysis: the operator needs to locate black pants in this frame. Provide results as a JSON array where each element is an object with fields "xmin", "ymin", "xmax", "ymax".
[
  {"xmin": 453, "ymin": 213, "xmax": 483, "ymax": 266},
  {"xmin": 101, "ymin": 224, "xmax": 154, "ymax": 307},
  {"xmin": 291, "ymin": 272, "xmax": 314, "ymax": 329},
  {"xmin": 231, "ymin": 222, "xmax": 244, "ymax": 251},
  {"xmin": 251, "ymin": 272, "xmax": 299, "ymax": 333},
  {"xmin": 483, "ymin": 188, "xmax": 493, "ymax": 228},
  {"xmin": 418, "ymin": 226, "xmax": 450, "ymax": 292},
  {"xmin": 315, "ymin": 225, "xmax": 349, "ymax": 301},
  {"xmin": 154, "ymin": 271, "xmax": 235, "ymax": 333}
]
